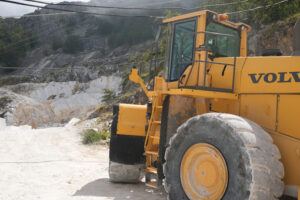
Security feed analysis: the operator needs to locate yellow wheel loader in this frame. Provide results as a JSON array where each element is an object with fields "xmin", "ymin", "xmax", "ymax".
[{"xmin": 109, "ymin": 10, "xmax": 300, "ymax": 200}]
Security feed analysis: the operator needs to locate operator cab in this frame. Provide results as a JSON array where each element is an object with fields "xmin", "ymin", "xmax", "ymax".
[{"xmin": 162, "ymin": 10, "xmax": 251, "ymax": 92}]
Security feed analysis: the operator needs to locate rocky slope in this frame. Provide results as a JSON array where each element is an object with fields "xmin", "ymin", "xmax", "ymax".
[
  {"xmin": 0, "ymin": 75, "xmax": 121, "ymax": 127},
  {"xmin": 4, "ymin": 42, "xmax": 152, "ymax": 82},
  {"xmin": 0, "ymin": 0, "xmax": 158, "ymax": 127},
  {"xmin": 248, "ymin": 20, "xmax": 295, "ymax": 56}
]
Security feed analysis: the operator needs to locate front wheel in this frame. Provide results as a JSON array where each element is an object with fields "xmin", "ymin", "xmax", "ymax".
[{"xmin": 163, "ymin": 113, "xmax": 284, "ymax": 200}]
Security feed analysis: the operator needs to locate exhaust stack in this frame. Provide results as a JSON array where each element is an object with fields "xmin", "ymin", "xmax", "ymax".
[{"xmin": 292, "ymin": 18, "xmax": 300, "ymax": 56}]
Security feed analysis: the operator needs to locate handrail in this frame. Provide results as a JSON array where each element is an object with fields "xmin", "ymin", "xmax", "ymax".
[{"xmin": 177, "ymin": 30, "xmax": 238, "ymax": 93}]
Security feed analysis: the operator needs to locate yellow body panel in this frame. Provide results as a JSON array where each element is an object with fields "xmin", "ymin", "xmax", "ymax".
[
  {"xmin": 209, "ymin": 61, "xmax": 235, "ymax": 90},
  {"xmin": 240, "ymin": 56, "xmax": 300, "ymax": 93},
  {"xmin": 240, "ymin": 28, "xmax": 248, "ymax": 57},
  {"xmin": 278, "ymin": 95, "xmax": 300, "ymax": 139},
  {"xmin": 240, "ymin": 95, "xmax": 277, "ymax": 130},
  {"xmin": 268, "ymin": 130, "xmax": 300, "ymax": 185},
  {"xmin": 117, "ymin": 104, "xmax": 147, "ymax": 136},
  {"xmin": 162, "ymin": 88, "xmax": 238, "ymax": 99},
  {"xmin": 163, "ymin": 10, "xmax": 208, "ymax": 24}
]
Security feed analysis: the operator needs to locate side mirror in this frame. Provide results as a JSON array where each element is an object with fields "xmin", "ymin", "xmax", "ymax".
[
  {"xmin": 129, "ymin": 67, "xmax": 150, "ymax": 98},
  {"xmin": 292, "ymin": 18, "xmax": 300, "ymax": 56},
  {"xmin": 129, "ymin": 67, "xmax": 140, "ymax": 83},
  {"xmin": 155, "ymin": 26, "xmax": 162, "ymax": 43}
]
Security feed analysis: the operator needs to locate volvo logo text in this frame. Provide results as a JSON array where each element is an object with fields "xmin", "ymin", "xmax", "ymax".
[{"xmin": 249, "ymin": 72, "xmax": 300, "ymax": 83}]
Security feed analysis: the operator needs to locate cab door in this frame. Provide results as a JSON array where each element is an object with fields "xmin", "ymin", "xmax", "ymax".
[{"xmin": 167, "ymin": 19, "xmax": 197, "ymax": 87}]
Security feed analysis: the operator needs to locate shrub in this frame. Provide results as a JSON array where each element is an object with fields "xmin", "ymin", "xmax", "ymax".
[
  {"xmin": 82, "ymin": 129, "xmax": 101, "ymax": 144},
  {"xmin": 72, "ymin": 82, "xmax": 89, "ymax": 95},
  {"xmin": 82, "ymin": 128, "xmax": 110, "ymax": 144},
  {"xmin": 62, "ymin": 35, "xmax": 84, "ymax": 54},
  {"xmin": 106, "ymin": 17, "xmax": 155, "ymax": 48},
  {"xmin": 52, "ymin": 38, "xmax": 63, "ymax": 51},
  {"xmin": 0, "ymin": 76, "xmax": 31, "ymax": 86},
  {"xmin": 102, "ymin": 89, "xmax": 116, "ymax": 104},
  {"xmin": 0, "ymin": 96, "xmax": 12, "ymax": 109},
  {"xmin": 0, "ymin": 23, "xmax": 38, "ymax": 68}
]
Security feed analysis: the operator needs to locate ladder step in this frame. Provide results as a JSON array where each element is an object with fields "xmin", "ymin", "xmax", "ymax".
[
  {"xmin": 146, "ymin": 167, "xmax": 158, "ymax": 174},
  {"xmin": 153, "ymin": 121, "xmax": 161, "ymax": 125},
  {"xmin": 145, "ymin": 182, "xmax": 158, "ymax": 189},
  {"xmin": 150, "ymin": 136, "xmax": 160, "ymax": 140},
  {"xmin": 145, "ymin": 151, "xmax": 159, "ymax": 156}
]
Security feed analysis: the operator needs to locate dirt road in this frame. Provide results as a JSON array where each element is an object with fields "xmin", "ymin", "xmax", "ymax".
[{"xmin": 0, "ymin": 120, "xmax": 167, "ymax": 200}]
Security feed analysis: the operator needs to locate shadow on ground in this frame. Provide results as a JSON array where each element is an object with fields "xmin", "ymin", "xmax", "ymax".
[{"xmin": 73, "ymin": 178, "xmax": 167, "ymax": 200}]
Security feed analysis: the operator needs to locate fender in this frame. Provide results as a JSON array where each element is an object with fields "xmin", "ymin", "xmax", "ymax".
[{"xmin": 109, "ymin": 104, "xmax": 147, "ymax": 165}]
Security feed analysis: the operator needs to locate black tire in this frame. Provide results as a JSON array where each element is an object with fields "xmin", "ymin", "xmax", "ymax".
[
  {"xmin": 163, "ymin": 113, "xmax": 284, "ymax": 200},
  {"xmin": 109, "ymin": 161, "xmax": 144, "ymax": 183}
]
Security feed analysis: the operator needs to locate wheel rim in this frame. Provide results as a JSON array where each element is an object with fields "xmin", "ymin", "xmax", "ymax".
[{"xmin": 180, "ymin": 143, "xmax": 228, "ymax": 200}]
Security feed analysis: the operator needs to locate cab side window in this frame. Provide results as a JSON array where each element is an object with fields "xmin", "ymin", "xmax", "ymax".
[
  {"xmin": 170, "ymin": 20, "xmax": 196, "ymax": 82},
  {"xmin": 205, "ymin": 22, "xmax": 240, "ymax": 58}
]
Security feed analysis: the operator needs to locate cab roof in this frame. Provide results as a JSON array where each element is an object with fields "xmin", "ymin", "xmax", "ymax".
[{"xmin": 162, "ymin": 10, "xmax": 251, "ymax": 31}]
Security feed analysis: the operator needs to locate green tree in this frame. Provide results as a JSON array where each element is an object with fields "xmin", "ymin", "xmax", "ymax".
[
  {"xmin": 0, "ymin": 23, "xmax": 38, "ymax": 68},
  {"xmin": 62, "ymin": 35, "xmax": 84, "ymax": 54},
  {"xmin": 249, "ymin": 0, "xmax": 300, "ymax": 24},
  {"xmin": 102, "ymin": 89, "xmax": 116, "ymax": 104},
  {"xmin": 52, "ymin": 38, "xmax": 63, "ymax": 50},
  {"xmin": 107, "ymin": 17, "xmax": 155, "ymax": 48}
]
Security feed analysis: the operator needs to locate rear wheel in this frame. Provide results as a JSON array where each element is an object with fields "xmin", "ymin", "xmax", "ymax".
[
  {"xmin": 109, "ymin": 161, "xmax": 144, "ymax": 183},
  {"xmin": 164, "ymin": 113, "xmax": 284, "ymax": 200}
]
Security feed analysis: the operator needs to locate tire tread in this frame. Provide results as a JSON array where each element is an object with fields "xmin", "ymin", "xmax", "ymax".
[{"xmin": 164, "ymin": 113, "xmax": 284, "ymax": 200}]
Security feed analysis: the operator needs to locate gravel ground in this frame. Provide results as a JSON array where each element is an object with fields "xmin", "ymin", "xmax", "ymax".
[{"xmin": 0, "ymin": 119, "xmax": 167, "ymax": 200}]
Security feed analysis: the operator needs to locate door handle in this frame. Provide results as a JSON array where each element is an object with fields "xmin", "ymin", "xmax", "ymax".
[{"xmin": 180, "ymin": 74, "xmax": 186, "ymax": 84}]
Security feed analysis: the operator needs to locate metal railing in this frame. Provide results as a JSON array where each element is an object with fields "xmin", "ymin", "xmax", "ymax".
[
  {"xmin": 149, "ymin": 42, "xmax": 165, "ymax": 89},
  {"xmin": 178, "ymin": 31, "xmax": 238, "ymax": 93}
]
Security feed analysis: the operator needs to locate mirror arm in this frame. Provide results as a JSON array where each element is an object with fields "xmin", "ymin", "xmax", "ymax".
[{"xmin": 129, "ymin": 68, "xmax": 150, "ymax": 98}]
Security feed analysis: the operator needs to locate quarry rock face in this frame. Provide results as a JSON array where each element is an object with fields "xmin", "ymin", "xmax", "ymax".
[
  {"xmin": 248, "ymin": 21, "xmax": 294, "ymax": 56},
  {"xmin": 0, "ymin": 10, "xmax": 151, "ymax": 127},
  {"xmin": 0, "ymin": 76, "xmax": 121, "ymax": 127}
]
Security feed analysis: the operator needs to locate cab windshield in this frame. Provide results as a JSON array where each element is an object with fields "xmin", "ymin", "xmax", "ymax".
[{"xmin": 205, "ymin": 22, "xmax": 240, "ymax": 57}]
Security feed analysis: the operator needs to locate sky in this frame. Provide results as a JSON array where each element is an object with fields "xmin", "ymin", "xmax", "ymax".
[{"xmin": 0, "ymin": 0, "xmax": 90, "ymax": 18}]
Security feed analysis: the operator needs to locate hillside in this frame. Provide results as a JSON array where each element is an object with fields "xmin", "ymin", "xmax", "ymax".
[
  {"xmin": 0, "ymin": 0, "xmax": 199, "ymax": 79},
  {"xmin": 0, "ymin": 0, "xmax": 299, "ymax": 127}
]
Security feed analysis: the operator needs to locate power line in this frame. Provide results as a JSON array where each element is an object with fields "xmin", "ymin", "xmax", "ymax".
[
  {"xmin": 0, "ymin": 0, "xmax": 251, "ymax": 19},
  {"xmin": 23, "ymin": 0, "xmax": 182, "ymax": 10},
  {"xmin": 193, "ymin": 0, "xmax": 249, "ymax": 10},
  {"xmin": 0, "ymin": 20, "xmax": 71, "ymax": 50},
  {"xmin": 226, "ymin": 0, "xmax": 289, "ymax": 15},
  {"xmin": 0, "ymin": 0, "xmax": 165, "ymax": 18},
  {"xmin": 22, "ymin": 0, "xmax": 249, "ymax": 11},
  {"xmin": 4, "ymin": 12, "xmax": 75, "ymax": 18},
  {"xmin": 0, "ymin": 61, "xmax": 132, "ymax": 70},
  {"xmin": 139, "ymin": 0, "xmax": 182, "ymax": 7}
]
